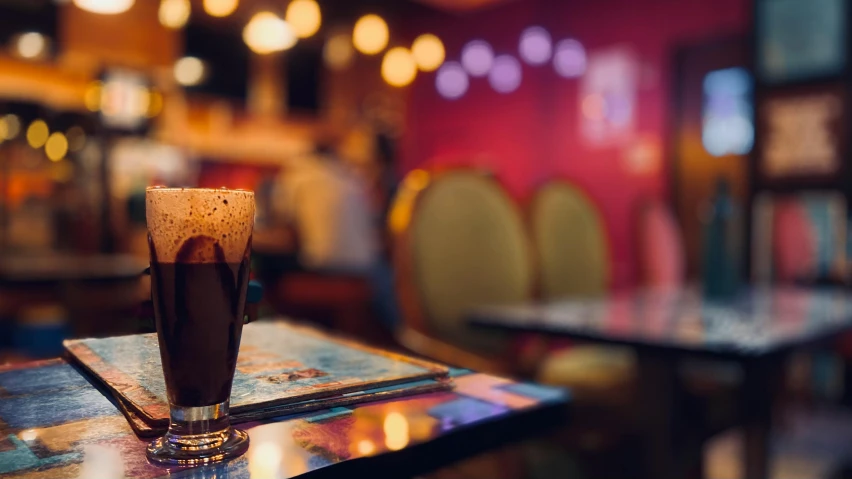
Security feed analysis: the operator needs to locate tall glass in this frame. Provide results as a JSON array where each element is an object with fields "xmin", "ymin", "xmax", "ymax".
[{"xmin": 145, "ymin": 187, "xmax": 254, "ymax": 466}]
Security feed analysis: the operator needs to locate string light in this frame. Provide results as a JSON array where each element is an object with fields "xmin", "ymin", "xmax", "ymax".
[
  {"xmin": 436, "ymin": 62, "xmax": 469, "ymax": 100},
  {"xmin": 411, "ymin": 34, "xmax": 444, "ymax": 72},
  {"xmin": 324, "ymin": 31, "xmax": 354, "ymax": 71},
  {"xmin": 159, "ymin": 0, "xmax": 190, "ymax": 29},
  {"xmin": 519, "ymin": 26, "xmax": 552, "ymax": 65},
  {"xmin": 243, "ymin": 12, "xmax": 297, "ymax": 54},
  {"xmin": 382, "ymin": 47, "xmax": 417, "ymax": 87},
  {"xmin": 45, "ymin": 133, "xmax": 69, "ymax": 162},
  {"xmin": 461, "ymin": 40, "xmax": 494, "ymax": 77},
  {"xmin": 1, "ymin": 115, "xmax": 20, "ymax": 140},
  {"xmin": 16, "ymin": 32, "xmax": 46, "ymax": 59},
  {"xmin": 26, "ymin": 120, "xmax": 49, "ymax": 149},
  {"xmin": 84, "ymin": 81, "xmax": 102, "ymax": 112},
  {"xmin": 73, "ymin": 0, "xmax": 134, "ymax": 15},
  {"xmin": 353, "ymin": 14, "xmax": 388, "ymax": 55},
  {"xmin": 286, "ymin": 0, "xmax": 321, "ymax": 39},
  {"xmin": 203, "ymin": 0, "xmax": 238, "ymax": 17},
  {"xmin": 174, "ymin": 57, "xmax": 205, "ymax": 86}
]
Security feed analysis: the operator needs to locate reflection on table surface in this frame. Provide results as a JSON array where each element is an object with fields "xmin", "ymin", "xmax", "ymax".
[
  {"xmin": 0, "ymin": 360, "xmax": 567, "ymax": 479},
  {"xmin": 472, "ymin": 287, "xmax": 852, "ymax": 356}
]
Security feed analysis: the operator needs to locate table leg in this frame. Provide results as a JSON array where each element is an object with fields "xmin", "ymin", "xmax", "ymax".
[
  {"xmin": 742, "ymin": 356, "xmax": 785, "ymax": 479},
  {"xmin": 637, "ymin": 352, "xmax": 681, "ymax": 479}
]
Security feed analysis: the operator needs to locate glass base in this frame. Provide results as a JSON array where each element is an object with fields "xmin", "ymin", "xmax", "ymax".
[{"xmin": 146, "ymin": 401, "xmax": 249, "ymax": 467}]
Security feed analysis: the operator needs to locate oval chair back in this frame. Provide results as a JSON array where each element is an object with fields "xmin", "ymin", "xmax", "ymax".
[
  {"xmin": 636, "ymin": 200, "xmax": 686, "ymax": 289},
  {"xmin": 390, "ymin": 170, "xmax": 534, "ymax": 355},
  {"xmin": 530, "ymin": 182, "xmax": 609, "ymax": 299}
]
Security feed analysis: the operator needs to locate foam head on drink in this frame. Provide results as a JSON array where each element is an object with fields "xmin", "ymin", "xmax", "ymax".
[{"xmin": 146, "ymin": 187, "xmax": 254, "ymax": 408}]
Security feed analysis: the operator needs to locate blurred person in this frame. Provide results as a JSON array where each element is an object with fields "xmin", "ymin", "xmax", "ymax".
[{"xmin": 266, "ymin": 135, "xmax": 399, "ymax": 329}]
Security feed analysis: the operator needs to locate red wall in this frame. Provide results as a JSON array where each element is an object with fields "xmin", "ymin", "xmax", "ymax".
[{"xmin": 401, "ymin": 0, "xmax": 750, "ymax": 288}]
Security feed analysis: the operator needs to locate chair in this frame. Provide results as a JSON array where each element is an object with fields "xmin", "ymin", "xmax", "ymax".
[
  {"xmin": 527, "ymin": 181, "xmax": 632, "ymax": 402},
  {"xmin": 636, "ymin": 200, "xmax": 686, "ymax": 289},
  {"xmin": 390, "ymin": 169, "xmax": 533, "ymax": 373},
  {"xmin": 530, "ymin": 182, "xmax": 609, "ymax": 299}
]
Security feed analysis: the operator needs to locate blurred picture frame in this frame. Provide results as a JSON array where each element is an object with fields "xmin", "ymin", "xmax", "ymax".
[
  {"xmin": 756, "ymin": 0, "xmax": 847, "ymax": 84},
  {"xmin": 756, "ymin": 83, "xmax": 846, "ymax": 184}
]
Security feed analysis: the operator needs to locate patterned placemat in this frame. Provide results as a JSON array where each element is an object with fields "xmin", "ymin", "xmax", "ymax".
[{"xmin": 65, "ymin": 321, "xmax": 451, "ymax": 436}]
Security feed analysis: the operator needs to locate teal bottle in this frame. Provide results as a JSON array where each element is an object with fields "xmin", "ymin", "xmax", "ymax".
[{"xmin": 702, "ymin": 179, "xmax": 742, "ymax": 299}]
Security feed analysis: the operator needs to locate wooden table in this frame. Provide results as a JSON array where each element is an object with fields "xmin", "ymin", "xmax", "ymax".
[
  {"xmin": 0, "ymin": 360, "xmax": 567, "ymax": 478},
  {"xmin": 470, "ymin": 287, "xmax": 852, "ymax": 479}
]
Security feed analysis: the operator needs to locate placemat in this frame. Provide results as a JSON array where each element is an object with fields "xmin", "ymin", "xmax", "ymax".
[{"xmin": 65, "ymin": 321, "xmax": 451, "ymax": 436}]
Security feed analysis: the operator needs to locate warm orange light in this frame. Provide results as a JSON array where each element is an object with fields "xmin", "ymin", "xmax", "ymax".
[
  {"xmin": 353, "ymin": 14, "xmax": 388, "ymax": 55},
  {"xmin": 16, "ymin": 32, "xmax": 46, "ymax": 60},
  {"xmin": 381, "ymin": 47, "xmax": 417, "ymax": 87},
  {"xmin": 26, "ymin": 120, "xmax": 49, "ymax": 149},
  {"xmin": 73, "ymin": 0, "xmax": 134, "ymax": 15},
  {"xmin": 356, "ymin": 439, "xmax": 376, "ymax": 455},
  {"xmin": 243, "ymin": 12, "xmax": 297, "ymax": 54},
  {"xmin": 383, "ymin": 412, "xmax": 409, "ymax": 451},
  {"xmin": 159, "ymin": 0, "xmax": 190, "ymax": 29},
  {"xmin": 174, "ymin": 56, "xmax": 205, "ymax": 86},
  {"xmin": 84, "ymin": 81, "xmax": 102, "ymax": 112},
  {"xmin": 203, "ymin": 0, "xmax": 238, "ymax": 17},
  {"xmin": 285, "ymin": 0, "xmax": 321, "ymax": 39},
  {"xmin": 0, "ymin": 114, "xmax": 21, "ymax": 141},
  {"xmin": 147, "ymin": 91, "xmax": 164, "ymax": 118},
  {"xmin": 411, "ymin": 34, "xmax": 444, "ymax": 72},
  {"xmin": 45, "ymin": 133, "xmax": 68, "ymax": 162}
]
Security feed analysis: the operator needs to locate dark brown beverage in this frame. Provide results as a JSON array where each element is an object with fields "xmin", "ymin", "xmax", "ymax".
[{"xmin": 149, "ymin": 235, "xmax": 251, "ymax": 407}]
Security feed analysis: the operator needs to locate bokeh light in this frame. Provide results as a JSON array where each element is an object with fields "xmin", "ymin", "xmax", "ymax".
[
  {"xmin": 489, "ymin": 54, "xmax": 522, "ymax": 93},
  {"xmin": 1, "ymin": 115, "xmax": 21, "ymax": 140},
  {"xmin": 16, "ymin": 32, "xmax": 46, "ymax": 59},
  {"xmin": 84, "ymin": 81, "xmax": 102, "ymax": 112},
  {"xmin": 436, "ymin": 62, "xmax": 469, "ymax": 100},
  {"xmin": 243, "ymin": 12, "xmax": 297, "ymax": 54},
  {"xmin": 286, "ymin": 0, "xmax": 321, "ymax": 39},
  {"xmin": 382, "ymin": 47, "xmax": 417, "ymax": 87},
  {"xmin": 356, "ymin": 439, "xmax": 376, "ymax": 455},
  {"xmin": 384, "ymin": 412, "xmax": 410, "ymax": 451},
  {"xmin": 519, "ymin": 26, "xmax": 552, "ymax": 65},
  {"xmin": 174, "ymin": 56, "xmax": 205, "ymax": 86},
  {"xmin": 553, "ymin": 39, "xmax": 587, "ymax": 78},
  {"xmin": 411, "ymin": 34, "xmax": 444, "ymax": 72},
  {"xmin": 158, "ymin": 0, "xmax": 190, "ymax": 29},
  {"xmin": 461, "ymin": 40, "xmax": 494, "ymax": 77},
  {"xmin": 45, "ymin": 133, "xmax": 68, "ymax": 162},
  {"xmin": 73, "ymin": 0, "xmax": 134, "ymax": 15},
  {"xmin": 203, "ymin": 0, "xmax": 238, "ymax": 17},
  {"xmin": 66, "ymin": 126, "xmax": 87, "ymax": 152},
  {"xmin": 26, "ymin": 120, "xmax": 49, "ymax": 149},
  {"xmin": 147, "ymin": 91, "xmax": 164, "ymax": 117},
  {"xmin": 324, "ymin": 31, "xmax": 354, "ymax": 70},
  {"xmin": 353, "ymin": 14, "xmax": 389, "ymax": 55}
]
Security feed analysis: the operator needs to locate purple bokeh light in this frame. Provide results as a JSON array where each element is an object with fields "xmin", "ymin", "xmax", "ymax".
[
  {"xmin": 436, "ymin": 62, "xmax": 469, "ymax": 100},
  {"xmin": 488, "ymin": 55, "xmax": 522, "ymax": 93},
  {"xmin": 519, "ymin": 26, "xmax": 552, "ymax": 66},
  {"xmin": 461, "ymin": 40, "xmax": 494, "ymax": 77},
  {"xmin": 553, "ymin": 39, "xmax": 587, "ymax": 78}
]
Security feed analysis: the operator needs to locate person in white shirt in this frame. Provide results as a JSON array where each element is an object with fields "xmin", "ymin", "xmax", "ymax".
[
  {"xmin": 271, "ymin": 142, "xmax": 399, "ymax": 328},
  {"xmin": 275, "ymin": 144, "xmax": 379, "ymax": 273}
]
